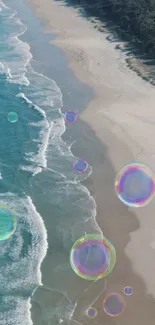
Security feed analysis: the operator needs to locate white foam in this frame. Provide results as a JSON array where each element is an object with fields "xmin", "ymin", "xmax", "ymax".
[
  {"xmin": 26, "ymin": 66, "xmax": 102, "ymax": 243},
  {"xmin": 0, "ymin": 1, "xmax": 9, "ymax": 10},
  {"xmin": 0, "ymin": 4, "xmax": 31, "ymax": 85},
  {"xmin": 16, "ymin": 92, "xmax": 47, "ymax": 119},
  {"xmin": 8, "ymin": 11, "xmax": 17, "ymax": 20},
  {"xmin": 16, "ymin": 92, "xmax": 53, "ymax": 173},
  {"xmin": 0, "ymin": 3, "xmax": 102, "ymax": 325},
  {"xmin": 19, "ymin": 164, "xmax": 42, "ymax": 175},
  {"xmin": 0, "ymin": 62, "xmax": 6, "ymax": 74},
  {"xmin": 15, "ymin": 65, "xmax": 63, "ymax": 176},
  {"xmin": 5, "ymin": 0, "xmax": 100, "ymax": 243},
  {"xmin": 0, "ymin": 193, "xmax": 47, "ymax": 290},
  {"xmin": 0, "ymin": 192, "xmax": 47, "ymax": 324},
  {"xmin": 0, "ymin": 296, "xmax": 33, "ymax": 325},
  {"xmin": 0, "ymin": 62, "xmax": 13, "ymax": 78},
  {"xmin": 23, "ymin": 119, "xmax": 53, "ymax": 172},
  {"xmin": 25, "ymin": 64, "xmax": 63, "ymax": 110},
  {"xmin": 6, "ymin": 32, "xmax": 31, "ymax": 85}
]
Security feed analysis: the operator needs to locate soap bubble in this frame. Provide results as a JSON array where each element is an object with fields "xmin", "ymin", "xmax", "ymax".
[
  {"xmin": 115, "ymin": 162, "xmax": 155, "ymax": 207},
  {"xmin": 0, "ymin": 205, "xmax": 17, "ymax": 240},
  {"xmin": 103, "ymin": 292, "xmax": 125, "ymax": 317},
  {"xmin": 123, "ymin": 286, "xmax": 133, "ymax": 296},
  {"xmin": 7, "ymin": 112, "xmax": 18, "ymax": 123},
  {"xmin": 73, "ymin": 158, "xmax": 88, "ymax": 173},
  {"xmin": 64, "ymin": 110, "xmax": 78, "ymax": 124},
  {"xmin": 70, "ymin": 234, "xmax": 116, "ymax": 280},
  {"xmin": 86, "ymin": 307, "xmax": 97, "ymax": 318}
]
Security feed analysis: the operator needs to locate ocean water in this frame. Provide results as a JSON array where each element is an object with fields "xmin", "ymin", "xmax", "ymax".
[{"xmin": 0, "ymin": 1, "xmax": 102, "ymax": 324}]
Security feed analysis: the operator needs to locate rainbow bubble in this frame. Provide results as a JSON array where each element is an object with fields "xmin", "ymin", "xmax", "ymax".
[
  {"xmin": 86, "ymin": 307, "xmax": 97, "ymax": 318},
  {"xmin": 103, "ymin": 293, "xmax": 125, "ymax": 317},
  {"xmin": 64, "ymin": 110, "xmax": 78, "ymax": 124},
  {"xmin": 7, "ymin": 112, "xmax": 18, "ymax": 123},
  {"xmin": 70, "ymin": 234, "xmax": 116, "ymax": 280},
  {"xmin": 115, "ymin": 162, "xmax": 155, "ymax": 207},
  {"xmin": 73, "ymin": 158, "xmax": 88, "ymax": 173},
  {"xmin": 0, "ymin": 205, "xmax": 17, "ymax": 240},
  {"xmin": 123, "ymin": 286, "xmax": 133, "ymax": 296}
]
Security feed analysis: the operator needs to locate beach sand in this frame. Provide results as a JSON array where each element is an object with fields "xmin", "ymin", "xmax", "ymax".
[{"xmin": 26, "ymin": 0, "xmax": 155, "ymax": 324}]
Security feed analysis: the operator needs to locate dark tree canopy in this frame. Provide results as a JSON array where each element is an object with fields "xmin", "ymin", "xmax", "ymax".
[{"xmin": 68, "ymin": 0, "xmax": 155, "ymax": 57}]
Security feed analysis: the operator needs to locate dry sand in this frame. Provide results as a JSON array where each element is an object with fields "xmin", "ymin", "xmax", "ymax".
[{"xmin": 26, "ymin": 0, "xmax": 155, "ymax": 324}]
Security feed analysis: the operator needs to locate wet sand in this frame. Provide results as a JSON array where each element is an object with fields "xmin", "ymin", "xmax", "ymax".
[{"xmin": 26, "ymin": 0, "xmax": 155, "ymax": 324}]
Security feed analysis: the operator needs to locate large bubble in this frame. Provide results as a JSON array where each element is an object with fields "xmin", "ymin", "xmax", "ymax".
[
  {"xmin": 70, "ymin": 234, "xmax": 116, "ymax": 280},
  {"xmin": 115, "ymin": 162, "xmax": 155, "ymax": 207},
  {"xmin": 0, "ymin": 205, "xmax": 17, "ymax": 240},
  {"xmin": 102, "ymin": 293, "xmax": 126, "ymax": 317}
]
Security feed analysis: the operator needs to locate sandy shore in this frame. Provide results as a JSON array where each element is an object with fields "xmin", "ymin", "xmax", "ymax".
[{"xmin": 26, "ymin": 0, "xmax": 155, "ymax": 324}]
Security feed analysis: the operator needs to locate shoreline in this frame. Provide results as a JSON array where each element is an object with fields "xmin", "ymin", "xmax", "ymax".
[{"xmin": 24, "ymin": 0, "xmax": 155, "ymax": 324}]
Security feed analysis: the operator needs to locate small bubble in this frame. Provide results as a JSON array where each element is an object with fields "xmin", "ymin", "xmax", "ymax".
[
  {"xmin": 73, "ymin": 158, "xmax": 88, "ymax": 173},
  {"xmin": 123, "ymin": 286, "xmax": 133, "ymax": 296},
  {"xmin": 86, "ymin": 307, "xmax": 97, "ymax": 318},
  {"xmin": 7, "ymin": 112, "xmax": 18, "ymax": 123},
  {"xmin": 103, "ymin": 292, "xmax": 126, "ymax": 317},
  {"xmin": 64, "ymin": 110, "xmax": 78, "ymax": 124}
]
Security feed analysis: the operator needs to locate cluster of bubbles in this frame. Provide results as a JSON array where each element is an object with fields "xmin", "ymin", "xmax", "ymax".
[
  {"xmin": 3, "ymin": 64, "xmax": 155, "ymax": 322},
  {"xmin": 85, "ymin": 286, "xmax": 133, "ymax": 319},
  {"xmin": 0, "ymin": 205, "xmax": 17, "ymax": 240},
  {"xmin": 64, "ymin": 111, "xmax": 155, "ymax": 206},
  {"xmin": 65, "ymin": 110, "xmax": 155, "ymax": 205},
  {"xmin": 65, "ymin": 109, "xmax": 154, "ymax": 320},
  {"xmin": 64, "ymin": 110, "xmax": 89, "ymax": 173},
  {"xmin": 70, "ymin": 234, "xmax": 116, "ymax": 280},
  {"xmin": 115, "ymin": 162, "xmax": 155, "ymax": 207}
]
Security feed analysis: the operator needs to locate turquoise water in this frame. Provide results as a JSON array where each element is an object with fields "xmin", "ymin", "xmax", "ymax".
[{"xmin": 0, "ymin": 1, "xmax": 102, "ymax": 324}]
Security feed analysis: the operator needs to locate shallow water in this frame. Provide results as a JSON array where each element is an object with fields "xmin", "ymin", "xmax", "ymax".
[{"xmin": 0, "ymin": 0, "xmax": 102, "ymax": 324}]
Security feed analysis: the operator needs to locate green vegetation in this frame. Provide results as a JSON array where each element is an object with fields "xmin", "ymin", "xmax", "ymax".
[{"xmin": 68, "ymin": 0, "xmax": 155, "ymax": 57}]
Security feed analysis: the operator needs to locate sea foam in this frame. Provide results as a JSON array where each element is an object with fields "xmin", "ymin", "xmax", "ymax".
[{"xmin": 0, "ymin": 2, "xmax": 102, "ymax": 325}]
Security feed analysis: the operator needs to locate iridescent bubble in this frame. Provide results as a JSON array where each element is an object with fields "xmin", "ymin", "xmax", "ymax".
[
  {"xmin": 7, "ymin": 112, "xmax": 18, "ymax": 123},
  {"xmin": 86, "ymin": 307, "xmax": 97, "ymax": 318},
  {"xmin": 73, "ymin": 158, "xmax": 88, "ymax": 173},
  {"xmin": 70, "ymin": 234, "xmax": 116, "ymax": 280},
  {"xmin": 64, "ymin": 110, "xmax": 78, "ymax": 124},
  {"xmin": 103, "ymin": 293, "xmax": 126, "ymax": 317},
  {"xmin": 0, "ymin": 205, "xmax": 17, "ymax": 240},
  {"xmin": 123, "ymin": 286, "xmax": 133, "ymax": 296},
  {"xmin": 115, "ymin": 162, "xmax": 155, "ymax": 207}
]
